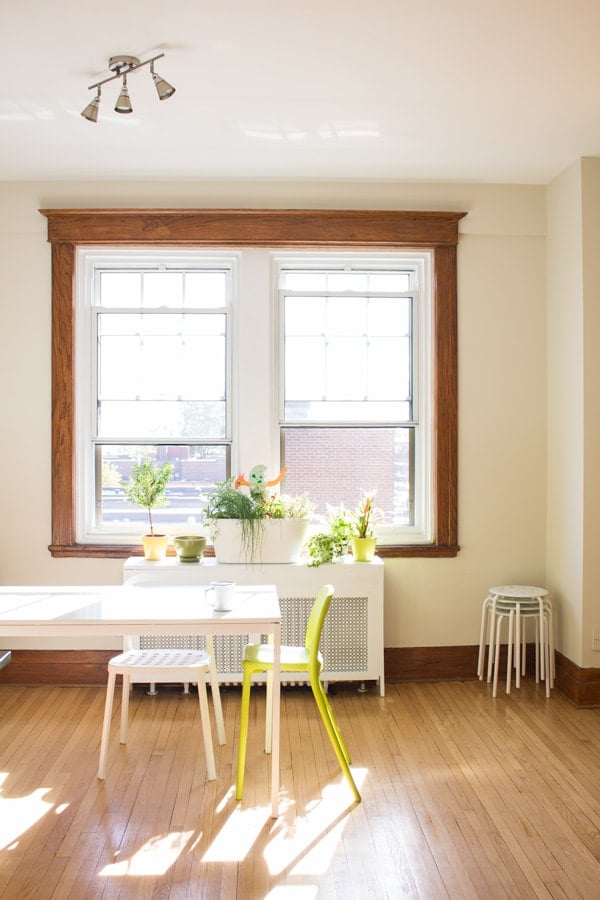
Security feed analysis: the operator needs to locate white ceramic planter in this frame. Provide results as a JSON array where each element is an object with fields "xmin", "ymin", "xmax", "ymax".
[{"xmin": 210, "ymin": 518, "xmax": 309, "ymax": 564}]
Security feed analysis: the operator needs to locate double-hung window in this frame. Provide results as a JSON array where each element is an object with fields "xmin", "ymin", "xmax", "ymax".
[
  {"xmin": 76, "ymin": 250, "xmax": 235, "ymax": 543},
  {"xmin": 43, "ymin": 208, "xmax": 462, "ymax": 558},
  {"xmin": 276, "ymin": 254, "xmax": 431, "ymax": 545}
]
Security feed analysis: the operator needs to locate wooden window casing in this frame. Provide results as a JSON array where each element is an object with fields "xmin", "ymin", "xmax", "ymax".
[{"xmin": 40, "ymin": 208, "xmax": 465, "ymax": 559}]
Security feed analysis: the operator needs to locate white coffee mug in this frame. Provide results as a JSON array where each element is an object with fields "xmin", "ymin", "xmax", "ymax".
[{"xmin": 206, "ymin": 580, "xmax": 236, "ymax": 611}]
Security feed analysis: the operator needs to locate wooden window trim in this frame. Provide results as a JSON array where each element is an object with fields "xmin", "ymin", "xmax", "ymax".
[{"xmin": 40, "ymin": 208, "xmax": 465, "ymax": 559}]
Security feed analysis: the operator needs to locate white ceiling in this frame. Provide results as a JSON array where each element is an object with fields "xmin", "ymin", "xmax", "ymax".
[{"xmin": 2, "ymin": 0, "xmax": 600, "ymax": 184}]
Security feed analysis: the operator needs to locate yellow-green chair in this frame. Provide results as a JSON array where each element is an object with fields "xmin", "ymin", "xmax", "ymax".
[{"xmin": 235, "ymin": 584, "xmax": 361, "ymax": 803}]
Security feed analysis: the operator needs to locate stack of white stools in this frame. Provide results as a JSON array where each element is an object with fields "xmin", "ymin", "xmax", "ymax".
[{"xmin": 477, "ymin": 585, "xmax": 554, "ymax": 698}]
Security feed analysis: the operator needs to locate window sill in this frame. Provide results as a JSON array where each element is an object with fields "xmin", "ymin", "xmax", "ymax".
[{"xmin": 48, "ymin": 542, "xmax": 459, "ymax": 559}]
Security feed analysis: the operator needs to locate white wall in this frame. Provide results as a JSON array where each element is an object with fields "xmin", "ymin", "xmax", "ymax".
[
  {"xmin": 0, "ymin": 180, "xmax": 548, "ymax": 652},
  {"xmin": 546, "ymin": 158, "xmax": 600, "ymax": 668},
  {"xmin": 546, "ymin": 163, "xmax": 584, "ymax": 664}
]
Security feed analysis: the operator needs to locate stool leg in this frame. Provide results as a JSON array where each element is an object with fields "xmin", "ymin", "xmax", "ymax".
[
  {"xmin": 537, "ymin": 598, "xmax": 545, "ymax": 682},
  {"xmin": 547, "ymin": 606, "xmax": 555, "ymax": 686},
  {"xmin": 493, "ymin": 614, "xmax": 503, "ymax": 698},
  {"xmin": 506, "ymin": 609, "xmax": 514, "ymax": 694},
  {"xmin": 543, "ymin": 615, "xmax": 551, "ymax": 698},
  {"xmin": 478, "ymin": 596, "xmax": 490, "ymax": 679},
  {"xmin": 488, "ymin": 596, "xmax": 499, "ymax": 684},
  {"xmin": 98, "ymin": 669, "xmax": 117, "ymax": 780},
  {"xmin": 514, "ymin": 603, "xmax": 521, "ymax": 688}
]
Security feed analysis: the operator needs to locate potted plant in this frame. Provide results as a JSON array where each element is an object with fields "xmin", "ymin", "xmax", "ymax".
[
  {"xmin": 305, "ymin": 490, "xmax": 382, "ymax": 566},
  {"xmin": 124, "ymin": 458, "xmax": 174, "ymax": 560},
  {"xmin": 304, "ymin": 506, "xmax": 354, "ymax": 567},
  {"xmin": 204, "ymin": 466, "xmax": 314, "ymax": 564},
  {"xmin": 350, "ymin": 489, "xmax": 382, "ymax": 562}
]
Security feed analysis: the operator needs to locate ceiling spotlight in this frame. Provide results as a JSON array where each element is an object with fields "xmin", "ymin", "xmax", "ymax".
[
  {"xmin": 81, "ymin": 87, "xmax": 101, "ymax": 122},
  {"xmin": 80, "ymin": 52, "xmax": 175, "ymax": 123},
  {"xmin": 150, "ymin": 61, "xmax": 176, "ymax": 101},
  {"xmin": 114, "ymin": 74, "xmax": 132, "ymax": 114}
]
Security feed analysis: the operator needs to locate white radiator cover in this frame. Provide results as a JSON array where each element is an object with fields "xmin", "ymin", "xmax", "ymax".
[{"xmin": 122, "ymin": 557, "xmax": 385, "ymax": 695}]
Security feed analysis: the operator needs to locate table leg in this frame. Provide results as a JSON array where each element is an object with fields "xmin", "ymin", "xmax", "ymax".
[{"xmin": 270, "ymin": 621, "xmax": 281, "ymax": 818}]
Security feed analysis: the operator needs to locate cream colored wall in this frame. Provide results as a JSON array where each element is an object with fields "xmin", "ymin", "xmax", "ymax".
[
  {"xmin": 581, "ymin": 159, "xmax": 600, "ymax": 667},
  {"xmin": 0, "ymin": 180, "xmax": 547, "ymax": 652},
  {"xmin": 546, "ymin": 163, "xmax": 584, "ymax": 665},
  {"xmin": 546, "ymin": 159, "xmax": 600, "ymax": 668}
]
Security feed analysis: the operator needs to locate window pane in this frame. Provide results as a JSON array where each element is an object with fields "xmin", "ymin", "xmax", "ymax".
[
  {"xmin": 282, "ymin": 427, "xmax": 413, "ymax": 526},
  {"xmin": 143, "ymin": 272, "xmax": 184, "ymax": 308},
  {"xmin": 98, "ymin": 400, "xmax": 226, "ymax": 440},
  {"xmin": 367, "ymin": 271, "xmax": 411, "ymax": 292},
  {"xmin": 99, "ymin": 272, "xmax": 141, "ymax": 307},
  {"xmin": 97, "ymin": 444, "xmax": 228, "ymax": 529},
  {"xmin": 368, "ymin": 298, "xmax": 410, "ymax": 335},
  {"xmin": 185, "ymin": 272, "xmax": 228, "ymax": 308},
  {"xmin": 327, "ymin": 297, "xmax": 367, "ymax": 334},
  {"xmin": 285, "ymin": 296, "xmax": 326, "ymax": 335}
]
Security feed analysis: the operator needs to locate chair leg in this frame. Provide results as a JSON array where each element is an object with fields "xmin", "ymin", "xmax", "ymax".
[
  {"xmin": 120, "ymin": 673, "xmax": 131, "ymax": 744},
  {"xmin": 98, "ymin": 670, "xmax": 117, "ymax": 780},
  {"xmin": 310, "ymin": 675, "xmax": 361, "ymax": 803},
  {"xmin": 196, "ymin": 672, "xmax": 216, "ymax": 780},
  {"xmin": 235, "ymin": 664, "xmax": 254, "ymax": 801},
  {"xmin": 206, "ymin": 636, "xmax": 226, "ymax": 745}
]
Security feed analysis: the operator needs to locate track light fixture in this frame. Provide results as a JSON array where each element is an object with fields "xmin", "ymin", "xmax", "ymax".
[{"xmin": 80, "ymin": 53, "xmax": 175, "ymax": 122}]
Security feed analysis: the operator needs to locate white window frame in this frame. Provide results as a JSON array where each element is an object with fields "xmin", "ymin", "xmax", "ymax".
[
  {"xmin": 75, "ymin": 247, "xmax": 238, "ymax": 544},
  {"xmin": 273, "ymin": 251, "xmax": 433, "ymax": 545}
]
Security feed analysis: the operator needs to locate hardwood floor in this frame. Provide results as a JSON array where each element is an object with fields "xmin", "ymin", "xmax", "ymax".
[{"xmin": 1, "ymin": 678, "xmax": 600, "ymax": 899}]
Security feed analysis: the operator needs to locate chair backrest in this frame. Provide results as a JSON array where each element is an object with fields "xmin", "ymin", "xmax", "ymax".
[{"xmin": 304, "ymin": 584, "xmax": 334, "ymax": 680}]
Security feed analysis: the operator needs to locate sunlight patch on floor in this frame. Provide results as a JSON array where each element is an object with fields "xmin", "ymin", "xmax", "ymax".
[
  {"xmin": 0, "ymin": 785, "xmax": 54, "ymax": 851},
  {"xmin": 265, "ymin": 769, "xmax": 367, "ymax": 877},
  {"xmin": 202, "ymin": 805, "xmax": 272, "ymax": 862},
  {"xmin": 99, "ymin": 830, "xmax": 195, "ymax": 877}
]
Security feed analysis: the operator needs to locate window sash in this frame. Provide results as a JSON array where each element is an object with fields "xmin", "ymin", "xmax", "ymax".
[
  {"xmin": 277, "ymin": 253, "xmax": 430, "ymax": 543},
  {"xmin": 76, "ymin": 249, "xmax": 236, "ymax": 543}
]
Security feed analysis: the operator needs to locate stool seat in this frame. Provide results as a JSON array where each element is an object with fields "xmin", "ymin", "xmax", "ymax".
[
  {"xmin": 478, "ymin": 586, "xmax": 554, "ymax": 698},
  {"xmin": 490, "ymin": 585, "xmax": 548, "ymax": 600}
]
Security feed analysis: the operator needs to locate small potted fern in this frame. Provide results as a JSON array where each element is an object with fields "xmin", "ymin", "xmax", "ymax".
[{"xmin": 124, "ymin": 459, "xmax": 174, "ymax": 560}]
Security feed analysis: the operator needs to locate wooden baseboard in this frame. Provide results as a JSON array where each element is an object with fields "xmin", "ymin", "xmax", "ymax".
[
  {"xmin": 384, "ymin": 645, "xmax": 600, "ymax": 707},
  {"xmin": 0, "ymin": 650, "xmax": 114, "ymax": 686},
  {"xmin": 1, "ymin": 646, "xmax": 599, "ymax": 707}
]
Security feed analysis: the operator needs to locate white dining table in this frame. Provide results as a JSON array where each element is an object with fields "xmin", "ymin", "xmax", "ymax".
[{"xmin": 0, "ymin": 583, "xmax": 282, "ymax": 817}]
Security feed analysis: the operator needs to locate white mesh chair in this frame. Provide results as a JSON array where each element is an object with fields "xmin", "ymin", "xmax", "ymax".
[
  {"xmin": 98, "ymin": 648, "xmax": 217, "ymax": 780},
  {"xmin": 122, "ymin": 634, "xmax": 225, "ymax": 746}
]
